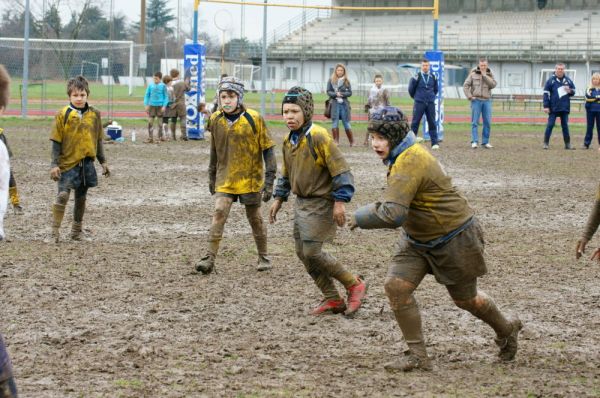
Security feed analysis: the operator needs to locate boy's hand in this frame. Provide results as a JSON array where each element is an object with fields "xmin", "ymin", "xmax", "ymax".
[
  {"xmin": 101, "ymin": 163, "xmax": 110, "ymax": 177},
  {"xmin": 269, "ymin": 199, "xmax": 282, "ymax": 224},
  {"xmin": 591, "ymin": 248, "xmax": 600, "ymax": 262},
  {"xmin": 333, "ymin": 201, "xmax": 346, "ymax": 227},
  {"xmin": 50, "ymin": 167, "xmax": 61, "ymax": 181},
  {"xmin": 261, "ymin": 184, "xmax": 273, "ymax": 202},
  {"xmin": 576, "ymin": 239, "xmax": 588, "ymax": 259},
  {"xmin": 347, "ymin": 214, "xmax": 358, "ymax": 231}
]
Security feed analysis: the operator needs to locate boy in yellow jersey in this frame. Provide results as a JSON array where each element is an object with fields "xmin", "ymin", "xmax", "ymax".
[
  {"xmin": 269, "ymin": 87, "xmax": 367, "ymax": 316},
  {"xmin": 49, "ymin": 76, "xmax": 110, "ymax": 243},
  {"xmin": 195, "ymin": 77, "xmax": 276, "ymax": 275},
  {"xmin": 349, "ymin": 106, "xmax": 521, "ymax": 370}
]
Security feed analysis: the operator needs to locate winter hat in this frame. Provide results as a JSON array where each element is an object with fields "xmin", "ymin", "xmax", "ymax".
[
  {"xmin": 218, "ymin": 76, "xmax": 245, "ymax": 106},
  {"xmin": 281, "ymin": 86, "xmax": 313, "ymax": 126},
  {"xmin": 368, "ymin": 106, "xmax": 411, "ymax": 149}
]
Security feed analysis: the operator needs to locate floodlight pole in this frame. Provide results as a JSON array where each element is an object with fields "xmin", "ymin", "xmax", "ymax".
[
  {"xmin": 432, "ymin": 0, "xmax": 439, "ymax": 51},
  {"xmin": 22, "ymin": 0, "xmax": 31, "ymax": 118},
  {"xmin": 260, "ymin": 0, "xmax": 267, "ymax": 115}
]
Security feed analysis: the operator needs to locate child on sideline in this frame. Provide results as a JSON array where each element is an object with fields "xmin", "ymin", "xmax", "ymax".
[
  {"xmin": 143, "ymin": 71, "xmax": 168, "ymax": 143},
  {"xmin": 162, "ymin": 74, "xmax": 176, "ymax": 141},
  {"xmin": 170, "ymin": 69, "xmax": 189, "ymax": 141},
  {"xmin": 195, "ymin": 77, "xmax": 276, "ymax": 275},
  {"xmin": 349, "ymin": 106, "xmax": 521, "ymax": 370},
  {"xmin": 364, "ymin": 74, "xmax": 390, "ymax": 145},
  {"xmin": 269, "ymin": 86, "xmax": 367, "ymax": 316},
  {"xmin": 0, "ymin": 64, "xmax": 19, "ymax": 398},
  {"xmin": 49, "ymin": 76, "xmax": 110, "ymax": 243}
]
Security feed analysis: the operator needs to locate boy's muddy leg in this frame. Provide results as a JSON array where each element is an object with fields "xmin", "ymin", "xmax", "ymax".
[
  {"xmin": 52, "ymin": 190, "xmax": 69, "ymax": 243},
  {"xmin": 245, "ymin": 204, "xmax": 271, "ymax": 271},
  {"xmin": 147, "ymin": 116, "xmax": 155, "ymax": 141},
  {"xmin": 196, "ymin": 196, "xmax": 233, "ymax": 274},
  {"xmin": 295, "ymin": 238, "xmax": 340, "ymax": 301},
  {"xmin": 71, "ymin": 186, "xmax": 88, "ymax": 241},
  {"xmin": 179, "ymin": 115, "xmax": 187, "ymax": 140},
  {"xmin": 384, "ymin": 276, "xmax": 431, "ymax": 371}
]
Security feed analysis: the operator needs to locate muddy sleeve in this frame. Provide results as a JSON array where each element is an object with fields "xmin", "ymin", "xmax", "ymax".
[
  {"xmin": 582, "ymin": 198, "xmax": 600, "ymax": 241},
  {"xmin": 274, "ymin": 176, "xmax": 291, "ymax": 201},
  {"xmin": 96, "ymin": 135, "xmax": 106, "ymax": 164},
  {"xmin": 50, "ymin": 140, "xmax": 61, "ymax": 168},
  {"xmin": 208, "ymin": 136, "xmax": 217, "ymax": 184},
  {"xmin": 354, "ymin": 201, "xmax": 408, "ymax": 230},
  {"xmin": 383, "ymin": 164, "xmax": 422, "ymax": 207},
  {"xmin": 263, "ymin": 147, "xmax": 276, "ymax": 187},
  {"xmin": 49, "ymin": 113, "xmax": 64, "ymax": 143},
  {"xmin": 331, "ymin": 171, "xmax": 354, "ymax": 203}
]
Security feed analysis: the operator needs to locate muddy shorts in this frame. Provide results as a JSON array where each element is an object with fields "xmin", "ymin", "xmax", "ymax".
[
  {"xmin": 293, "ymin": 197, "xmax": 336, "ymax": 243},
  {"xmin": 58, "ymin": 158, "xmax": 98, "ymax": 193},
  {"xmin": 147, "ymin": 105, "xmax": 164, "ymax": 117},
  {"xmin": 388, "ymin": 219, "xmax": 487, "ymax": 299},
  {"xmin": 215, "ymin": 192, "xmax": 261, "ymax": 206}
]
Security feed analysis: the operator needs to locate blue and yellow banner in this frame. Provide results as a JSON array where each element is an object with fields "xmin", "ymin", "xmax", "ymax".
[
  {"xmin": 424, "ymin": 50, "xmax": 444, "ymax": 141},
  {"xmin": 184, "ymin": 43, "xmax": 206, "ymax": 139}
]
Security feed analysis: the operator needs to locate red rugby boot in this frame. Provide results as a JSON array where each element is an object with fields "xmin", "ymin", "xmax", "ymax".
[
  {"xmin": 344, "ymin": 277, "xmax": 367, "ymax": 317},
  {"xmin": 311, "ymin": 298, "xmax": 346, "ymax": 315}
]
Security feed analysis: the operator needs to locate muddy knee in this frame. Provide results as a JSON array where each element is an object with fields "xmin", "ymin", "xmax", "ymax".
[
  {"xmin": 55, "ymin": 191, "xmax": 69, "ymax": 206},
  {"xmin": 452, "ymin": 291, "xmax": 489, "ymax": 315},
  {"xmin": 384, "ymin": 276, "xmax": 417, "ymax": 310}
]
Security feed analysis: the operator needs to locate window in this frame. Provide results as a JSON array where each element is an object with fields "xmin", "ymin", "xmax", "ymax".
[
  {"xmin": 285, "ymin": 66, "xmax": 298, "ymax": 80},
  {"xmin": 267, "ymin": 66, "xmax": 276, "ymax": 80}
]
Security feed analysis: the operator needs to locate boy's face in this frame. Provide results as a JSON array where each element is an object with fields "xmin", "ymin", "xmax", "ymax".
[
  {"xmin": 421, "ymin": 61, "xmax": 430, "ymax": 74},
  {"xmin": 370, "ymin": 131, "xmax": 390, "ymax": 160},
  {"xmin": 69, "ymin": 89, "xmax": 88, "ymax": 108},
  {"xmin": 282, "ymin": 103, "xmax": 304, "ymax": 131},
  {"xmin": 374, "ymin": 77, "xmax": 383, "ymax": 88},
  {"xmin": 153, "ymin": 76, "xmax": 161, "ymax": 84},
  {"xmin": 219, "ymin": 91, "xmax": 239, "ymax": 114}
]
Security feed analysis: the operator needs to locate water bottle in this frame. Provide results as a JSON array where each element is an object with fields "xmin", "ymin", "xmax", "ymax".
[{"xmin": 131, "ymin": 129, "xmax": 136, "ymax": 142}]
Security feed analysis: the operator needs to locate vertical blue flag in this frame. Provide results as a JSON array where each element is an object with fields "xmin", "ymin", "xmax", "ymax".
[
  {"xmin": 184, "ymin": 43, "xmax": 206, "ymax": 140},
  {"xmin": 423, "ymin": 51, "xmax": 444, "ymax": 142}
]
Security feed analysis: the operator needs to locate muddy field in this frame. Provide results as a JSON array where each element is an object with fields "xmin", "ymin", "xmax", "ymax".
[{"xmin": 1, "ymin": 122, "xmax": 599, "ymax": 397}]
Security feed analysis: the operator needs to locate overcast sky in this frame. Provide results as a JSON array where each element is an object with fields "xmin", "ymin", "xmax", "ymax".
[{"xmin": 115, "ymin": 0, "xmax": 331, "ymax": 42}]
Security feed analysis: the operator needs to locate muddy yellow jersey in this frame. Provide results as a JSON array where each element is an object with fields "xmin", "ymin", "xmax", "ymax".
[
  {"xmin": 208, "ymin": 108, "xmax": 275, "ymax": 195},
  {"xmin": 282, "ymin": 124, "xmax": 350, "ymax": 199},
  {"xmin": 384, "ymin": 143, "xmax": 473, "ymax": 243},
  {"xmin": 49, "ymin": 105, "xmax": 103, "ymax": 172}
]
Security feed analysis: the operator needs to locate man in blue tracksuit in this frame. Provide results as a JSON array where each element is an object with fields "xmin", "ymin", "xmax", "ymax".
[
  {"xmin": 408, "ymin": 59, "xmax": 439, "ymax": 149},
  {"xmin": 543, "ymin": 63, "xmax": 576, "ymax": 150}
]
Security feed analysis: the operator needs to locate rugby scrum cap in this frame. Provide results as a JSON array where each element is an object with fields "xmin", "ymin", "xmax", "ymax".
[
  {"xmin": 281, "ymin": 86, "xmax": 314, "ymax": 124},
  {"xmin": 368, "ymin": 106, "xmax": 411, "ymax": 148},
  {"xmin": 218, "ymin": 76, "xmax": 245, "ymax": 105}
]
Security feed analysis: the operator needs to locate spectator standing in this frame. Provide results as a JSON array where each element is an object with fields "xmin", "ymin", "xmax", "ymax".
[
  {"xmin": 169, "ymin": 69, "xmax": 189, "ymax": 141},
  {"xmin": 542, "ymin": 63, "xmax": 576, "ymax": 150},
  {"xmin": 583, "ymin": 73, "xmax": 600, "ymax": 149},
  {"xmin": 327, "ymin": 64, "xmax": 354, "ymax": 146},
  {"xmin": 463, "ymin": 58, "xmax": 496, "ymax": 149},
  {"xmin": 409, "ymin": 59, "xmax": 440, "ymax": 150},
  {"xmin": 143, "ymin": 71, "xmax": 169, "ymax": 143},
  {"xmin": 364, "ymin": 74, "xmax": 390, "ymax": 145}
]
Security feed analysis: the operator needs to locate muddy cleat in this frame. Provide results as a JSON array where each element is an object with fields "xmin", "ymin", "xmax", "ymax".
[
  {"xmin": 311, "ymin": 298, "xmax": 347, "ymax": 315},
  {"xmin": 344, "ymin": 276, "xmax": 367, "ymax": 317},
  {"xmin": 195, "ymin": 255, "xmax": 215, "ymax": 275},
  {"xmin": 495, "ymin": 317, "xmax": 523, "ymax": 361},
  {"xmin": 71, "ymin": 221, "xmax": 83, "ymax": 241},
  {"xmin": 384, "ymin": 350, "xmax": 432, "ymax": 372},
  {"xmin": 256, "ymin": 255, "xmax": 272, "ymax": 272}
]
